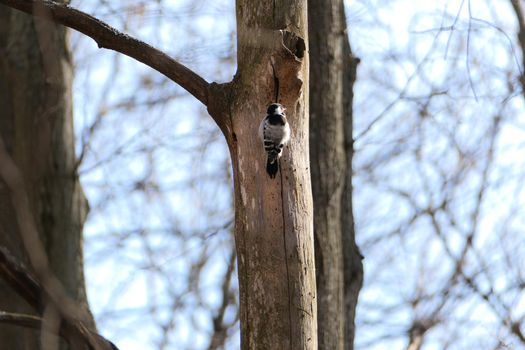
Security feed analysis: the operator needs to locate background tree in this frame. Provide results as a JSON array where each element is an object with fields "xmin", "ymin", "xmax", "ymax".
[
  {"xmin": 0, "ymin": 3, "xmax": 97, "ymax": 348},
  {"xmin": 308, "ymin": 0, "xmax": 363, "ymax": 349},
  {"xmin": 351, "ymin": 1, "xmax": 525, "ymax": 348}
]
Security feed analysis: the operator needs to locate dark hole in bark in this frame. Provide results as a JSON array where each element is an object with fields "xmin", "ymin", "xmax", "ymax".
[
  {"xmin": 282, "ymin": 31, "xmax": 305, "ymax": 59},
  {"xmin": 295, "ymin": 37, "xmax": 306, "ymax": 58}
]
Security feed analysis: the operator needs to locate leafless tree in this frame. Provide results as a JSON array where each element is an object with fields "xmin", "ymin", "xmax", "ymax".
[
  {"xmin": 308, "ymin": 0, "xmax": 363, "ymax": 349},
  {"xmin": 351, "ymin": 0, "xmax": 525, "ymax": 348},
  {"xmin": 0, "ymin": 2, "xmax": 114, "ymax": 348}
]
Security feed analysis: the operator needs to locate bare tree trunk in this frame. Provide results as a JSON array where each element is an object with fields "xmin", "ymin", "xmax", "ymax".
[
  {"xmin": 211, "ymin": 0, "xmax": 317, "ymax": 348},
  {"xmin": 308, "ymin": 0, "xmax": 345, "ymax": 348},
  {"xmin": 0, "ymin": 5, "xmax": 93, "ymax": 348},
  {"xmin": 308, "ymin": 0, "xmax": 363, "ymax": 349},
  {"xmin": 341, "ymin": 4, "xmax": 364, "ymax": 349}
]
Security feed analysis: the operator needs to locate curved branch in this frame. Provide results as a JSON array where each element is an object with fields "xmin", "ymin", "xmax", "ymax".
[{"xmin": 0, "ymin": 0, "xmax": 210, "ymax": 106}]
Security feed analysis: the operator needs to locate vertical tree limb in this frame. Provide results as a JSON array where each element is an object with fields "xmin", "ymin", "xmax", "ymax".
[
  {"xmin": 231, "ymin": 1, "xmax": 316, "ymax": 348},
  {"xmin": 308, "ymin": 0, "xmax": 346, "ymax": 348},
  {"xmin": 340, "ymin": 3, "xmax": 364, "ymax": 349}
]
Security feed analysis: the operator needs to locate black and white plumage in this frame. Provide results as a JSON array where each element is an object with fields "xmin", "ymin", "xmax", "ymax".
[{"xmin": 258, "ymin": 103, "xmax": 291, "ymax": 178}]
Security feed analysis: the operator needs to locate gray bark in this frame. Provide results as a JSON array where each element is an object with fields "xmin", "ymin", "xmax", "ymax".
[
  {"xmin": 308, "ymin": 0, "xmax": 345, "ymax": 348},
  {"xmin": 308, "ymin": 0, "xmax": 363, "ymax": 349},
  {"xmin": 341, "ymin": 4, "xmax": 364, "ymax": 349},
  {"xmin": 0, "ymin": 5, "xmax": 93, "ymax": 349}
]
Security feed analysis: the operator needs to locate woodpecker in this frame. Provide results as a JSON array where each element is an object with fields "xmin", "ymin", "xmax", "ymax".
[{"xmin": 258, "ymin": 103, "xmax": 291, "ymax": 178}]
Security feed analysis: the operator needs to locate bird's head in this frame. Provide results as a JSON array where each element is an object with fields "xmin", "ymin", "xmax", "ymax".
[{"xmin": 267, "ymin": 103, "xmax": 285, "ymax": 115}]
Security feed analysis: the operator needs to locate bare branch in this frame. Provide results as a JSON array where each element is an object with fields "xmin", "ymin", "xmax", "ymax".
[
  {"xmin": 0, "ymin": 311, "xmax": 48, "ymax": 332},
  {"xmin": 0, "ymin": 247, "xmax": 42, "ymax": 312},
  {"xmin": 0, "ymin": 311, "xmax": 119, "ymax": 350},
  {"xmin": 0, "ymin": 0, "xmax": 210, "ymax": 106}
]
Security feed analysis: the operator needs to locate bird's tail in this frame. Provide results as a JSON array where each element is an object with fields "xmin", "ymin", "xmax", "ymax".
[{"xmin": 266, "ymin": 151, "xmax": 279, "ymax": 178}]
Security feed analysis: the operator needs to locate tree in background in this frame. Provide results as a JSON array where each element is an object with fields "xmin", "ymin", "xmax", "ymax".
[
  {"xmin": 351, "ymin": 1, "xmax": 525, "ymax": 348},
  {"xmin": 308, "ymin": 0, "xmax": 363, "ymax": 349},
  {"xmin": 0, "ymin": 3, "xmax": 104, "ymax": 349}
]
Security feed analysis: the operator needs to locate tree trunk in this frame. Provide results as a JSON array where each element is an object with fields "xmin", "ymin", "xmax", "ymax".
[
  {"xmin": 308, "ymin": 0, "xmax": 345, "ymax": 348},
  {"xmin": 209, "ymin": 0, "xmax": 317, "ymax": 348},
  {"xmin": 308, "ymin": 0, "xmax": 363, "ymax": 349},
  {"xmin": 0, "ymin": 5, "xmax": 93, "ymax": 348},
  {"xmin": 341, "ymin": 3, "xmax": 363, "ymax": 349}
]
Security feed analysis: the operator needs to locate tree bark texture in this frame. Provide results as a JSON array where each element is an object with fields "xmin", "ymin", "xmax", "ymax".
[
  {"xmin": 308, "ymin": 0, "xmax": 345, "ymax": 348},
  {"xmin": 210, "ymin": 0, "xmax": 317, "ymax": 348},
  {"xmin": 341, "ymin": 3, "xmax": 363, "ymax": 349},
  {"xmin": 308, "ymin": 0, "xmax": 363, "ymax": 349},
  {"xmin": 0, "ymin": 4, "xmax": 93, "ymax": 349}
]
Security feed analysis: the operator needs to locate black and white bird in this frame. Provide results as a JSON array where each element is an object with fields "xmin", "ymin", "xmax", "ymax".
[{"xmin": 258, "ymin": 103, "xmax": 291, "ymax": 178}]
